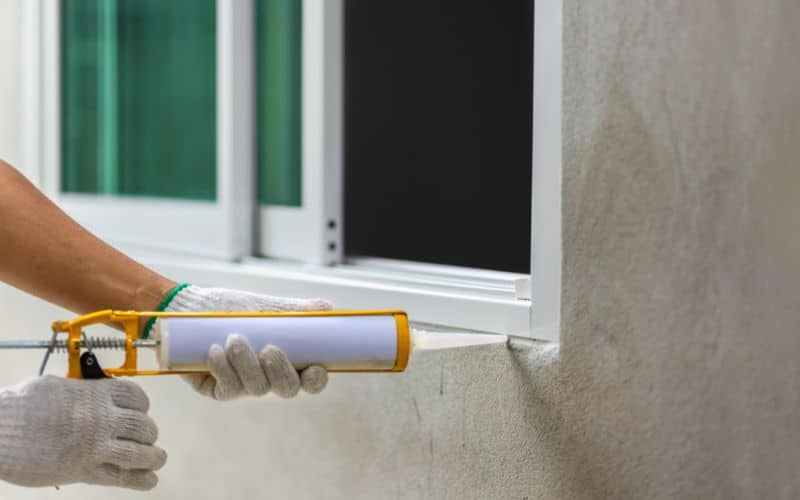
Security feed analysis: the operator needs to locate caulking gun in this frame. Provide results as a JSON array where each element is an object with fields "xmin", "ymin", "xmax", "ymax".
[{"xmin": 0, "ymin": 310, "xmax": 506, "ymax": 379}]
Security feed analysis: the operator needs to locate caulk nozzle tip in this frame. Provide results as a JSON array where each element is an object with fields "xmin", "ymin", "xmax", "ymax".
[{"xmin": 410, "ymin": 329, "xmax": 509, "ymax": 352}]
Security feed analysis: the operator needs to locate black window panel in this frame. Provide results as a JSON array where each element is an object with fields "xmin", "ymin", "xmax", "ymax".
[{"xmin": 344, "ymin": 0, "xmax": 533, "ymax": 273}]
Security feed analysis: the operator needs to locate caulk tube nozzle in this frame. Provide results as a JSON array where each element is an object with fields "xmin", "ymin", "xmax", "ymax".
[
  {"xmin": 410, "ymin": 328, "xmax": 508, "ymax": 351},
  {"xmin": 154, "ymin": 312, "xmax": 411, "ymax": 373}
]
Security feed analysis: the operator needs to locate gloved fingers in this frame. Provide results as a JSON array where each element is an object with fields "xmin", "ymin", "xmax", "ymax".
[
  {"xmin": 181, "ymin": 373, "xmax": 216, "ymax": 398},
  {"xmin": 224, "ymin": 334, "xmax": 270, "ymax": 396},
  {"xmin": 113, "ymin": 409, "xmax": 158, "ymax": 445},
  {"xmin": 208, "ymin": 344, "xmax": 244, "ymax": 401},
  {"xmin": 300, "ymin": 365, "xmax": 328, "ymax": 394},
  {"xmin": 96, "ymin": 464, "xmax": 158, "ymax": 491},
  {"xmin": 259, "ymin": 345, "xmax": 301, "ymax": 399},
  {"xmin": 102, "ymin": 440, "xmax": 167, "ymax": 471},
  {"xmin": 109, "ymin": 378, "xmax": 150, "ymax": 412}
]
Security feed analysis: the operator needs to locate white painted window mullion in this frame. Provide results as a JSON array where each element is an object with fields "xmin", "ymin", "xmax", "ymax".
[
  {"xmin": 41, "ymin": 0, "xmax": 60, "ymax": 197},
  {"xmin": 21, "ymin": 0, "xmax": 43, "ymax": 186},
  {"xmin": 259, "ymin": 0, "xmax": 343, "ymax": 266},
  {"xmin": 531, "ymin": 0, "xmax": 563, "ymax": 341},
  {"xmin": 217, "ymin": 0, "xmax": 255, "ymax": 258}
]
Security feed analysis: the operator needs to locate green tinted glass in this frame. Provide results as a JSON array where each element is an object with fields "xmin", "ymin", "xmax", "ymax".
[
  {"xmin": 61, "ymin": 0, "xmax": 216, "ymax": 200},
  {"xmin": 257, "ymin": 0, "xmax": 302, "ymax": 206}
]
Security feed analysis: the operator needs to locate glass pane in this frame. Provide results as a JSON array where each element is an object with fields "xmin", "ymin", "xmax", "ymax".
[
  {"xmin": 257, "ymin": 0, "xmax": 302, "ymax": 206},
  {"xmin": 344, "ymin": 0, "xmax": 532, "ymax": 273},
  {"xmin": 61, "ymin": 0, "xmax": 216, "ymax": 200}
]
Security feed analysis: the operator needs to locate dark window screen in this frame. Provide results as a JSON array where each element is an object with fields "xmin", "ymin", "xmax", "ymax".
[{"xmin": 344, "ymin": 0, "xmax": 533, "ymax": 273}]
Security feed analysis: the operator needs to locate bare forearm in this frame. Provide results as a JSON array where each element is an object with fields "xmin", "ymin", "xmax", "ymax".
[{"xmin": 0, "ymin": 161, "xmax": 176, "ymax": 314}]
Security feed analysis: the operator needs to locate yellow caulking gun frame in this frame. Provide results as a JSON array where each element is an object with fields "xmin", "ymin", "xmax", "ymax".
[{"xmin": 49, "ymin": 310, "xmax": 411, "ymax": 379}]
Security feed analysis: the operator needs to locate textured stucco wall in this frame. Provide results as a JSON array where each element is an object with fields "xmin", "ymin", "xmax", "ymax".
[
  {"xmin": 559, "ymin": 1, "xmax": 800, "ymax": 498},
  {"xmin": 1, "ymin": 0, "xmax": 799, "ymax": 499}
]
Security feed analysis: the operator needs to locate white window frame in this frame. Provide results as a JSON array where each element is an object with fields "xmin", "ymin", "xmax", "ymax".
[
  {"xmin": 22, "ymin": 0, "xmax": 561, "ymax": 341},
  {"xmin": 258, "ymin": 0, "xmax": 343, "ymax": 266},
  {"xmin": 531, "ymin": 0, "xmax": 562, "ymax": 341},
  {"xmin": 29, "ymin": 0, "xmax": 254, "ymax": 260}
]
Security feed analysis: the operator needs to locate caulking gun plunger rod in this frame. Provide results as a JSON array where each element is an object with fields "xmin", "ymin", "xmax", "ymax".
[
  {"xmin": 0, "ymin": 335, "xmax": 161, "ymax": 376},
  {"xmin": 0, "ymin": 338, "xmax": 160, "ymax": 350}
]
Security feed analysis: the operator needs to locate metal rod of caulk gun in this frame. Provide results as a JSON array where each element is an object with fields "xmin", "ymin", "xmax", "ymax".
[{"xmin": 0, "ymin": 339, "xmax": 160, "ymax": 349}]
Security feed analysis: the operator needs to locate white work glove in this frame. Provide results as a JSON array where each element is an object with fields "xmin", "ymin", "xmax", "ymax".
[
  {"xmin": 164, "ymin": 285, "xmax": 331, "ymax": 401},
  {"xmin": 0, "ymin": 375, "xmax": 166, "ymax": 490}
]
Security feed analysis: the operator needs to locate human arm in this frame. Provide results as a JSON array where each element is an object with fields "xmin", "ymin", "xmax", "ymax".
[
  {"xmin": 0, "ymin": 160, "xmax": 330, "ymax": 400},
  {"xmin": 0, "ymin": 160, "xmax": 177, "ymax": 318}
]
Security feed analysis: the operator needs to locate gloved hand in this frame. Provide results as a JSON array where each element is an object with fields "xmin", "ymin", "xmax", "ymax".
[
  {"xmin": 0, "ymin": 375, "xmax": 166, "ymax": 490},
  {"xmin": 163, "ymin": 285, "xmax": 331, "ymax": 401}
]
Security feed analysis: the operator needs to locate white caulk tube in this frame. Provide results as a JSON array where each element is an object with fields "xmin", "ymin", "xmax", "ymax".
[{"xmin": 153, "ymin": 311, "xmax": 411, "ymax": 372}]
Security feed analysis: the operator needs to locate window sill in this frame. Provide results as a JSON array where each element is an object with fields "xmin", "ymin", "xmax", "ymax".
[{"xmin": 126, "ymin": 249, "xmax": 533, "ymax": 338}]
